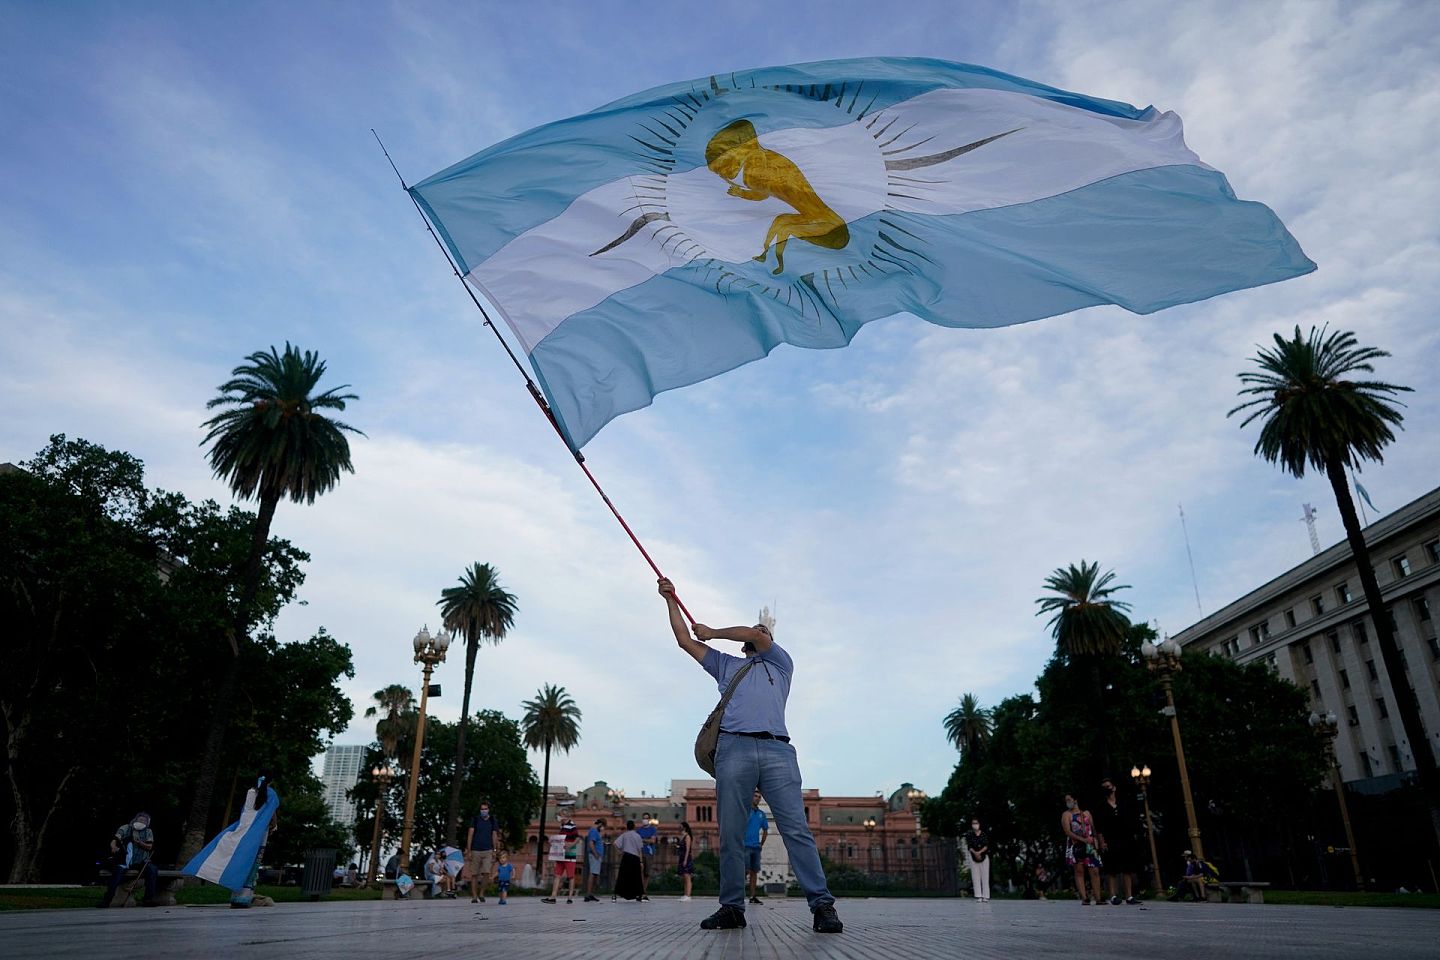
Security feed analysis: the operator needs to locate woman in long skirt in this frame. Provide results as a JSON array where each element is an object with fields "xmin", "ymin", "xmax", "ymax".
[{"xmin": 612, "ymin": 820, "xmax": 645, "ymax": 901}]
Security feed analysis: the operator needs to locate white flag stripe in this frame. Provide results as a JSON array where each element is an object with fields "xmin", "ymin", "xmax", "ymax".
[{"xmin": 473, "ymin": 87, "xmax": 1203, "ymax": 354}]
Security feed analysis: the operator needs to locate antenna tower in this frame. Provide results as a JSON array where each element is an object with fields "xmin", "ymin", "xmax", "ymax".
[{"xmin": 1301, "ymin": 503, "xmax": 1321, "ymax": 556}]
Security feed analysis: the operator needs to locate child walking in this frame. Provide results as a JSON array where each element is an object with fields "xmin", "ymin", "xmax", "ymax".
[{"xmin": 495, "ymin": 852, "xmax": 513, "ymax": 905}]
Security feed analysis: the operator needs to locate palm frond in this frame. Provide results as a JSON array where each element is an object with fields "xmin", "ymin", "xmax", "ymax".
[{"xmin": 520, "ymin": 683, "xmax": 583, "ymax": 754}]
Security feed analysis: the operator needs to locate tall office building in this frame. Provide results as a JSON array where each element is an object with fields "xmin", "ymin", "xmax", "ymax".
[
  {"xmin": 1173, "ymin": 485, "xmax": 1440, "ymax": 788},
  {"xmin": 321, "ymin": 744, "xmax": 367, "ymax": 835}
]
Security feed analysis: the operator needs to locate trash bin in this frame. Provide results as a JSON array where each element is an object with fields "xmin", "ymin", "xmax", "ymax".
[{"xmin": 301, "ymin": 848, "xmax": 337, "ymax": 900}]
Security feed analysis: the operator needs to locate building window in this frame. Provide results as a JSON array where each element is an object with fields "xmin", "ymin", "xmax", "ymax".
[
  {"xmin": 1427, "ymin": 635, "xmax": 1440, "ymax": 660},
  {"xmin": 1328, "ymin": 630, "xmax": 1341, "ymax": 655},
  {"xmin": 1347, "ymin": 705, "xmax": 1360, "ymax": 726},
  {"xmin": 1389, "ymin": 745, "xmax": 1403, "ymax": 771},
  {"xmin": 1284, "ymin": 609, "xmax": 1297, "ymax": 628},
  {"xmin": 1311, "ymin": 595, "xmax": 1326, "ymax": 616},
  {"xmin": 1264, "ymin": 653, "xmax": 1278, "ymax": 673},
  {"xmin": 1220, "ymin": 636, "xmax": 1239, "ymax": 658},
  {"xmin": 1309, "ymin": 680, "xmax": 1322, "ymax": 701},
  {"xmin": 1361, "ymin": 753, "xmax": 1374, "ymax": 778},
  {"xmin": 1340, "ymin": 668, "xmax": 1350, "ymax": 689},
  {"xmin": 699, "ymin": 836, "xmax": 709, "ymax": 852},
  {"xmin": 1426, "ymin": 539, "xmax": 1440, "ymax": 564},
  {"xmin": 1376, "ymin": 697, "xmax": 1389, "ymax": 719},
  {"xmin": 1352, "ymin": 621, "xmax": 1368, "ymax": 644},
  {"xmin": 1302, "ymin": 641, "xmax": 1314, "ymax": 664},
  {"xmin": 1392, "ymin": 555, "xmax": 1412, "ymax": 578},
  {"xmin": 1415, "ymin": 598, "xmax": 1432, "ymax": 622},
  {"xmin": 1336, "ymin": 581, "xmax": 1354, "ymax": 604},
  {"xmin": 1366, "ymin": 659, "xmax": 1378, "ymax": 681}
]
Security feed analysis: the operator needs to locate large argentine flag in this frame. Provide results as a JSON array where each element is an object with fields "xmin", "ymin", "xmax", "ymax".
[
  {"xmin": 411, "ymin": 57, "xmax": 1314, "ymax": 450},
  {"xmin": 183, "ymin": 787, "xmax": 279, "ymax": 892}
]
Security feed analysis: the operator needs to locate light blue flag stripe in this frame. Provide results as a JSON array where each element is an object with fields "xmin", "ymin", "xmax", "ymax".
[
  {"xmin": 410, "ymin": 57, "xmax": 1315, "ymax": 450},
  {"xmin": 411, "ymin": 57, "xmax": 1148, "ymax": 275},
  {"xmin": 532, "ymin": 164, "xmax": 1313, "ymax": 449}
]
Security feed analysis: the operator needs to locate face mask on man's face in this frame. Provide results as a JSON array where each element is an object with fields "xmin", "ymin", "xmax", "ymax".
[
  {"xmin": 132, "ymin": 821, "xmax": 147, "ymax": 832},
  {"xmin": 480, "ymin": 810, "xmax": 490, "ymax": 819}
]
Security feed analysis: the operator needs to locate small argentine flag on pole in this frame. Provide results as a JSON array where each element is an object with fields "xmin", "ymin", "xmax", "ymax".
[{"xmin": 410, "ymin": 57, "xmax": 1315, "ymax": 450}]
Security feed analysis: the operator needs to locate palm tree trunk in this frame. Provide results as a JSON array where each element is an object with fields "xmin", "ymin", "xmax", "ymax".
[
  {"xmin": 536, "ymin": 740, "xmax": 551, "ymax": 875},
  {"xmin": 1089, "ymin": 657, "xmax": 1113, "ymax": 776},
  {"xmin": 1324, "ymin": 457, "xmax": 1440, "ymax": 845},
  {"xmin": 178, "ymin": 490, "xmax": 280, "ymax": 863},
  {"xmin": 445, "ymin": 636, "xmax": 479, "ymax": 844}
]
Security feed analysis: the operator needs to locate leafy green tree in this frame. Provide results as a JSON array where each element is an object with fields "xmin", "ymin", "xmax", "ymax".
[
  {"xmin": 364, "ymin": 685, "xmax": 415, "ymax": 759},
  {"xmin": 185, "ymin": 344, "xmax": 361, "ymax": 861},
  {"xmin": 943, "ymin": 693, "xmax": 992, "ymax": 760},
  {"xmin": 521, "ymin": 685, "xmax": 582, "ymax": 872},
  {"xmin": 1230, "ymin": 326, "xmax": 1430, "ymax": 796},
  {"xmin": 1036, "ymin": 560, "xmax": 1132, "ymax": 774},
  {"xmin": 1, "ymin": 436, "xmax": 353, "ymax": 882},
  {"xmin": 928, "ymin": 623, "xmax": 1327, "ymax": 889},
  {"xmin": 437, "ymin": 562, "xmax": 518, "ymax": 843}
]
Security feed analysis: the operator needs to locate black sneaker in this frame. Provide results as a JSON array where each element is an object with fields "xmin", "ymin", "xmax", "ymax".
[
  {"xmin": 541, "ymin": 897, "xmax": 557, "ymax": 904},
  {"xmin": 813, "ymin": 904, "xmax": 843, "ymax": 933},
  {"xmin": 748, "ymin": 896, "xmax": 763, "ymax": 904},
  {"xmin": 700, "ymin": 905, "xmax": 747, "ymax": 930},
  {"xmin": 478, "ymin": 896, "xmax": 486, "ymax": 903},
  {"xmin": 584, "ymin": 895, "xmax": 599, "ymax": 902},
  {"xmin": 1125, "ymin": 896, "xmax": 1140, "ymax": 905}
]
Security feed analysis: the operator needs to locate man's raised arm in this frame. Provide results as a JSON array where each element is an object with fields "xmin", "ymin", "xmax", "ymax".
[{"xmin": 659, "ymin": 578, "xmax": 710, "ymax": 663}]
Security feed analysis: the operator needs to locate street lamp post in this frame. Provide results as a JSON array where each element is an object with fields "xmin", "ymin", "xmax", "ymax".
[
  {"xmin": 863, "ymin": 817, "xmax": 876, "ymax": 876},
  {"xmin": 1130, "ymin": 765, "xmax": 1164, "ymax": 896},
  {"xmin": 365, "ymin": 764, "xmax": 394, "ymax": 887},
  {"xmin": 399, "ymin": 624, "xmax": 450, "ymax": 876},
  {"xmin": 1310, "ymin": 711, "xmax": 1365, "ymax": 890},
  {"xmin": 1141, "ymin": 636, "xmax": 1206, "ymax": 861}
]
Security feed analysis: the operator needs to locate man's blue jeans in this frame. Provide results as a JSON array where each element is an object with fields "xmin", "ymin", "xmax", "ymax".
[{"xmin": 715, "ymin": 732, "xmax": 833, "ymax": 912}]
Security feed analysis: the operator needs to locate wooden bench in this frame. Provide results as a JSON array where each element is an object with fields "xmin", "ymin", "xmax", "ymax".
[
  {"xmin": 378, "ymin": 877, "xmax": 442, "ymax": 900},
  {"xmin": 1214, "ymin": 881, "xmax": 1270, "ymax": 904},
  {"xmin": 98, "ymin": 868, "xmax": 188, "ymax": 907}
]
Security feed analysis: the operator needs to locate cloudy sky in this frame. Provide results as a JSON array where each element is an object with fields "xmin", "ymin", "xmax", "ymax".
[{"xmin": 3, "ymin": 1, "xmax": 1437, "ymax": 802}]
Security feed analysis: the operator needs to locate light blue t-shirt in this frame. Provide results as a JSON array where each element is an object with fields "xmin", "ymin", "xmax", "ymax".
[
  {"xmin": 745, "ymin": 808, "xmax": 769, "ymax": 848},
  {"xmin": 702, "ymin": 642, "xmax": 794, "ymax": 738}
]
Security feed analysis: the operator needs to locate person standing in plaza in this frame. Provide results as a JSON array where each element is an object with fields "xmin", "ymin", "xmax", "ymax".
[
  {"xmin": 101, "ymin": 812, "xmax": 158, "ymax": 907},
  {"xmin": 464, "ymin": 800, "xmax": 497, "ymax": 903},
  {"xmin": 1094, "ymin": 777, "xmax": 1140, "ymax": 904},
  {"xmin": 744, "ymin": 791, "xmax": 769, "ymax": 904},
  {"xmin": 542, "ymin": 819, "xmax": 580, "ymax": 904},
  {"xmin": 659, "ymin": 578, "xmax": 843, "ymax": 934},
  {"xmin": 1061, "ymin": 793, "xmax": 1103, "ymax": 905},
  {"xmin": 636, "ymin": 816, "xmax": 658, "ymax": 901},
  {"xmin": 584, "ymin": 818, "xmax": 605, "ymax": 902},
  {"xmin": 677, "ymin": 822, "xmax": 696, "ymax": 901},
  {"xmin": 613, "ymin": 820, "xmax": 645, "ymax": 901},
  {"xmin": 966, "ymin": 818, "xmax": 991, "ymax": 902}
]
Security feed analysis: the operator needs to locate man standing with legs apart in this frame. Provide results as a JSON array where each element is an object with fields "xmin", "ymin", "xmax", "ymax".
[
  {"xmin": 465, "ymin": 801, "xmax": 496, "ymax": 904},
  {"xmin": 745, "ymin": 791, "xmax": 769, "ymax": 904},
  {"xmin": 659, "ymin": 578, "xmax": 843, "ymax": 934}
]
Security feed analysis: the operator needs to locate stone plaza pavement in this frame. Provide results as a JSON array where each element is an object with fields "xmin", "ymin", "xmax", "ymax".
[{"xmin": 4, "ymin": 895, "xmax": 1438, "ymax": 960}]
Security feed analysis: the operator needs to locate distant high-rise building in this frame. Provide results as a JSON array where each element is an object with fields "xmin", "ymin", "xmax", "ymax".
[{"xmin": 321, "ymin": 744, "xmax": 367, "ymax": 835}]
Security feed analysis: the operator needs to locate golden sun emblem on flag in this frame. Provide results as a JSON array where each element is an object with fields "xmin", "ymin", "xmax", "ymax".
[{"xmin": 590, "ymin": 75, "xmax": 1019, "ymax": 322}]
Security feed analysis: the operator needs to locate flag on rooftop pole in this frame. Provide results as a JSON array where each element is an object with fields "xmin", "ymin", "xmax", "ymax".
[{"xmin": 410, "ymin": 57, "xmax": 1315, "ymax": 450}]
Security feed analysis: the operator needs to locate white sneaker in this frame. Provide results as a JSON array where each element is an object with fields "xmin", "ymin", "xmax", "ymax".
[{"xmin": 680, "ymin": 896, "xmax": 691, "ymax": 902}]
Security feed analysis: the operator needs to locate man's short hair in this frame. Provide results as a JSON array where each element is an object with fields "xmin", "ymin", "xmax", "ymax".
[{"xmin": 626, "ymin": 819, "xmax": 636, "ymax": 830}]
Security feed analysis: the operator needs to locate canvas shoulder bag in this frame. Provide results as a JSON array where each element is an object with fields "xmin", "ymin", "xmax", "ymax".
[{"xmin": 694, "ymin": 660, "xmax": 758, "ymax": 776}]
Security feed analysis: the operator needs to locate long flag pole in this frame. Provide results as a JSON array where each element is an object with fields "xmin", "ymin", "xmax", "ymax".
[{"xmin": 374, "ymin": 131, "xmax": 695, "ymax": 624}]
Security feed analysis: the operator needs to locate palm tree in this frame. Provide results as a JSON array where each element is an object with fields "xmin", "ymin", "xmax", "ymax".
[
  {"xmin": 1036, "ymin": 560, "xmax": 1132, "ymax": 774},
  {"xmin": 437, "ymin": 562, "xmax": 518, "ymax": 843},
  {"xmin": 521, "ymin": 684, "xmax": 582, "ymax": 872},
  {"xmin": 1230, "ymin": 326, "xmax": 1431, "ymax": 789},
  {"xmin": 365, "ymin": 685, "xmax": 416, "ymax": 758},
  {"xmin": 180, "ymin": 344, "xmax": 361, "ymax": 861},
  {"xmin": 943, "ymin": 693, "xmax": 992, "ymax": 760}
]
